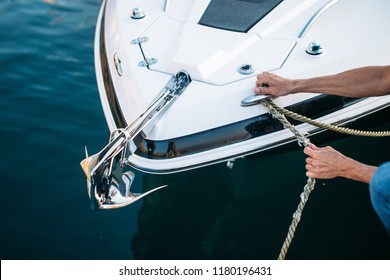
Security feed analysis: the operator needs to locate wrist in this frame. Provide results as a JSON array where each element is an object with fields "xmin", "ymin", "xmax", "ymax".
[
  {"xmin": 339, "ymin": 157, "xmax": 377, "ymax": 184},
  {"xmin": 338, "ymin": 156, "xmax": 354, "ymax": 178},
  {"xmin": 290, "ymin": 79, "xmax": 300, "ymax": 94}
]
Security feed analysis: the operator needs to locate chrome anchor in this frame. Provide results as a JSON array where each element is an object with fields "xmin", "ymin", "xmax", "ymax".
[{"xmin": 80, "ymin": 71, "xmax": 191, "ymax": 209}]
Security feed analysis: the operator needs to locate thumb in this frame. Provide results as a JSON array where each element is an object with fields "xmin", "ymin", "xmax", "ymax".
[
  {"xmin": 254, "ymin": 86, "xmax": 271, "ymax": 95},
  {"xmin": 304, "ymin": 143, "xmax": 318, "ymax": 157},
  {"xmin": 309, "ymin": 143, "xmax": 319, "ymax": 150}
]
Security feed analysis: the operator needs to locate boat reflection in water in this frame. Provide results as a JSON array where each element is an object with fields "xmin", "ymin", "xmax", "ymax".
[{"xmin": 131, "ymin": 121, "xmax": 390, "ymax": 259}]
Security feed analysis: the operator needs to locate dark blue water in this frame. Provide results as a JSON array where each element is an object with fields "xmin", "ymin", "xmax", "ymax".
[{"xmin": 1, "ymin": 0, "xmax": 389, "ymax": 260}]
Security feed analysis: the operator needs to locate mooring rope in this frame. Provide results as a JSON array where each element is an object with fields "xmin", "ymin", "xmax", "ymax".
[
  {"xmin": 266, "ymin": 99, "xmax": 390, "ymax": 137},
  {"xmin": 260, "ymin": 97, "xmax": 389, "ymax": 260},
  {"xmin": 260, "ymin": 98, "xmax": 316, "ymax": 260}
]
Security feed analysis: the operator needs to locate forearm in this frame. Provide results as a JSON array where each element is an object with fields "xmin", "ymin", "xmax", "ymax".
[
  {"xmin": 339, "ymin": 157, "xmax": 378, "ymax": 184},
  {"xmin": 291, "ymin": 66, "xmax": 390, "ymax": 98}
]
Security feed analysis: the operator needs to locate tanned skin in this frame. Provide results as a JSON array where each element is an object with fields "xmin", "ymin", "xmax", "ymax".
[{"xmin": 253, "ymin": 66, "xmax": 390, "ymax": 183}]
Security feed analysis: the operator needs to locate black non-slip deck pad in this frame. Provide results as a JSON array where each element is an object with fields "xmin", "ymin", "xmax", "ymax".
[{"xmin": 199, "ymin": 0, "xmax": 284, "ymax": 32}]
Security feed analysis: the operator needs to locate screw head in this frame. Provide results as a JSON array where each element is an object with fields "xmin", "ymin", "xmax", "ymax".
[
  {"xmin": 237, "ymin": 64, "xmax": 255, "ymax": 75},
  {"xmin": 306, "ymin": 41, "xmax": 323, "ymax": 55},
  {"xmin": 131, "ymin": 7, "xmax": 145, "ymax": 19}
]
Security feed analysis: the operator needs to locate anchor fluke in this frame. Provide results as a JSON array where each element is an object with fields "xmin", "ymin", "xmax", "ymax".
[
  {"xmin": 80, "ymin": 146, "xmax": 168, "ymax": 210},
  {"xmin": 80, "ymin": 133, "xmax": 170, "ymax": 210},
  {"xmin": 92, "ymin": 169, "xmax": 168, "ymax": 210}
]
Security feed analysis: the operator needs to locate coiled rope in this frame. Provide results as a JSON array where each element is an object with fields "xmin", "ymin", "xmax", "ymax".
[{"xmin": 260, "ymin": 98, "xmax": 389, "ymax": 260}]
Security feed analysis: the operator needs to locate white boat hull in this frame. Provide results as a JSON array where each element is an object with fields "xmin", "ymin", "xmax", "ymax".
[{"xmin": 94, "ymin": 0, "xmax": 390, "ymax": 174}]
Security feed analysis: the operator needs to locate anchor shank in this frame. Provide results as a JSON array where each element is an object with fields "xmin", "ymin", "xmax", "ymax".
[{"xmin": 81, "ymin": 71, "xmax": 191, "ymax": 209}]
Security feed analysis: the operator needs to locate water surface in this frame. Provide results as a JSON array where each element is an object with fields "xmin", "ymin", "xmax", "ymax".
[{"xmin": 0, "ymin": 0, "xmax": 389, "ymax": 260}]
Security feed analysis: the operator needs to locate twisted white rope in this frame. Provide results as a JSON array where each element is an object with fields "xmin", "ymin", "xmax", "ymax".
[
  {"xmin": 266, "ymin": 99, "xmax": 390, "ymax": 137},
  {"xmin": 259, "ymin": 97, "xmax": 388, "ymax": 259},
  {"xmin": 260, "ymin": 98, "xmax": 316, "ymax": 260}
]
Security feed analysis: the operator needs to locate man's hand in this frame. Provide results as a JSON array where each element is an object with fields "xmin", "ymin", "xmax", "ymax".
[
  {"xmin": 303, "ymin": 144, "xmax": 347, "ymax": 179},
  {"xmin": 254, "ymin": 72, "xmax": 295, "ymax": 97},
  {"xmin": 303, "ymin": 143, "xmax": 377, "ymax": 183}
]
